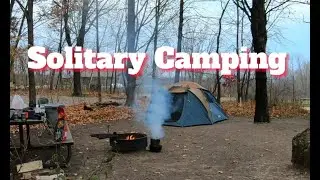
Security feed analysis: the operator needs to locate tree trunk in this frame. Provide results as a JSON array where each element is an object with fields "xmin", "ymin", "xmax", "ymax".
[
  {"xmin": 269, "ymin": 76, "xmax": 272, "ymax": 104},
  {"xmin": 96, "ymin": 0, "xmax": 101, "ymax": 102},
  {"xmin": 73, "ymin": 0, "xmax": 90, "ymax": 96},
  {"xmin": 174, "ymin": 0, "xmax": 184, "ymax": 83},
  {"xmin": 215, "ymin": 0, "xmax": 230, "ymax": 103},
  {"xmin": 50, "ymin": 10, "xmax": 64, "ymax": 90},
  {"xmin": 55, "ymin": 72, "xmax": 62, "ymax": 89},
  {"xmin": 198, "ymin": 72, "xmax": 203, "ymax": 84},
  {"xmin": 106, "ymin": 72, "xmax": 110, "ymax": 92},
  {"xmin": 114, "ymin": 44, "xmax": 121, "ymax": 94},
  {"xmin": 110, "ymin": 71, "xmax": 114, "ymax": 93},
  {"xmin": 11, "ymin": 3, "xmax": 27, "ymax": 85},
  {"xmin": 236, "ymin": 0, "xmax": 241, "ymax": 103},
  {"xmin": 292, "ymin": 75, "xmax": 295, "ymax": 102},
  {"xmin": 240, "ymin": 70, "xmax": 247, "ymax": 98},
  {"xmin": 245, "ymin": 46, "xmax": 254, "ymax": 101},
  {"xmin": 152, "ymin": 0, "xmax": 160, "ymax": 80},
  {"xmin": 113, "ymin": 71, "xmax": 117, "ymax": 93},
  {"xmin": 245, "ymin": 71, "xmax": 250, "ymax": 101},
  {"xmin": 125, "ymin": 0, "xmax": 136, "ymax": 106},
  {"xmin": 58, "ymin": 0, "xmax": 72, "ymax": 91},
  {"xmin": 239, "ymin": 13, "xmax": 246, "ymax": 99},
  {"xmin": 63, "ymin": 0, "xmax": 72, "ymax": 46},
  {"xmin": 26, "ymin": 0, "xmax": 36, "ymax": 107},
  {"xmin": 251, "ymin": 0, "xmax": 269, "ymax": 123},
  {"xmin": 191, "ymin": 72, "xmax": 195, "ymax": 82}
]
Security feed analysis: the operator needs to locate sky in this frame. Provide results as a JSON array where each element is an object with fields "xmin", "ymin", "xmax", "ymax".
[
  {"xmin": 267, "ymin": 3, "xmax": 310, "ymax": 61},
  {"xmin": 197, "ymin": 1, "xmax": 310, "ymax": 62},
  {"xmin": 21, "ymin": 0, "xmax": 310, "ymax": 76},
  {"xmin": 30, "ymin": 1, "xmax": 309, "ymax": 59}
]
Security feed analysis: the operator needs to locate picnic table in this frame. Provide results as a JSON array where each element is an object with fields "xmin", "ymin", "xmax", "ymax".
[{"xmin": 10, "ymin": 118, "xmax": 74, "ymax": 166}]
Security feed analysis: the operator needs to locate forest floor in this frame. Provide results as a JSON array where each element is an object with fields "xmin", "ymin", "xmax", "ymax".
[
  {"xmin": 63, "ymin": 117, "xmax": 309, "ymax": 180},
  {"xmin": 10, "ymin": 92, "xmax": 310, "ymax": 180}
]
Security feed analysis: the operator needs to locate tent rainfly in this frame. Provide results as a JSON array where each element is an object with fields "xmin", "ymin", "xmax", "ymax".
[{"xmin": 163, "ymin": 81, "xmax": 228, "ymax": 127}]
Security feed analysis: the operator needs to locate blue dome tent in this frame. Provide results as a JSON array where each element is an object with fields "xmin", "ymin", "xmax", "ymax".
[{"xmin": 163, "ymin": 81, "xmax": 228, "ymax": 127}]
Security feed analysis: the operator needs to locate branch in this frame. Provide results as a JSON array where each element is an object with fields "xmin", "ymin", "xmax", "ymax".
[
  {"xmin": 243, "ymin": 0, "xmax": 251, "ymax": 10},
  {"xmin": 266, "ymin": 0, "xmax": 272, "ymax": 11},
  {"xmin": 10, "ymin": 0, "xmax": 16, "ymax": 17},
  {"xmin": 288, "ymin": 0, "xmax": 309, "ymax": 5},
  {"xmin": 302, "ymin": 15, "xmax": 310, "ymax": 23},
  {"xmin": 232, "ymin": 0, "xmax": 251, "ymax": 21},
  {"xmin": 266, "ymin": 0, "xmax": 291, "ymax": 14},
  {"xmin": 84, "ymin": 0, "xmax": 117, "ymax": 35},
  {"xmin": 15, "ymin": 0, "xmax": 26, "ymax": 13}
]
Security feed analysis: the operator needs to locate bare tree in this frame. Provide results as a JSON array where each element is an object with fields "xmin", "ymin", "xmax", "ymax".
[
  {"xmin": 49, "ymin": 1, "xmax": 64, "ymax": 90},
  {"xmin": 10, "ymin": 1, "xmax": 27, "ymax": 85},
  {"xmin": 233, "ymin": 0, "xmax": 306, "ymax": 122},
  {"xmin": 95, "ymin": 0, "xmax": 101, "ymax": 102},
  {"xmin": 236, "ymin": 0, "xmax": 241, "ymax": 103},
  {"xmin": 24, "ymin": 0, "xmax": 36, "ymax": 107},
  {"xmin": 215, "ymin": 0, "xmax": 230, "ymax": 103},
  {"xmin": 152, "ymin": 0, "xmax": 160, "ymax": 80},
  {"xmin": 174, "ymin": 0, "xmax": 184, "ymax": 83},
  {"xmin": 125, "ymin": 0, "xmax": 137, "ymax": 106},
  {"xmin": 72, "ymin": 0, "xmax": 90, "ymax": 96}
]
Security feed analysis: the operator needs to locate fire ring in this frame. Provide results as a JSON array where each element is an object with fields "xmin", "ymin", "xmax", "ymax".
[{"xmin": 109, "ymin": 133, "xmax": 148, "ymax": 152}]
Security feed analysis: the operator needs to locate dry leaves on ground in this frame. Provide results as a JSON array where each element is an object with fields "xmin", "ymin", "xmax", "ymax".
[
  {"xmin": 10, "ymin": 104, "xmax": 133, "ymax": 133},
  {"xmin": 10, "ymin": 89, "xmax": 126, "ymax": 99},
  {"xmin": 65, "ymin": 104, "xmax": 134, "ymax": 125},
  {"xmin": 221, "ymin": 101, "xmax": 309, "ymax": 118}
]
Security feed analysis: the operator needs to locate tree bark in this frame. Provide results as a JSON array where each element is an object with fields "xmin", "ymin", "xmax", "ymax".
[
  {"xmin": 63, "ymin": 0, "xmax": 72, "ymax": 46},
  {"xmin": 57, "ymin": 0, "xmax": 72, "ymax": 90},
  {"xmin": 50, "ymin": 8, "xmax": 64, "ymax": 90},
  {"xmin": 11, "ymin": 2, "xmax": 27, "ymax": 85},
  {"xmin": 236, "ymin": 0, "xmax": 241, "ymax": 103},
  {"xmin": 152, "ymin": 0, "xmax": 160, "ymax": 80},
  {"xmin": 110, "ymin": 71, "xmax": 114, "ymax": 93},
  {"xmin": 239, "ymin": 13, "xmax": 246, "ymax": 99},
  {"xmin": 215, "ymin": 0, "xmax": 230, "ymax": 103},
  {"xmin": 113, "ymin": 71, "xmax": 117, "ymax": 93},
  {"xmin": 292, "ymin": 74, "xmax": 295, "ymax": 102},
  {"xmin": 26, "ymin": 0, "xmax": 36, "ymax": 107},
  {"xmin": 96, "ymin": 0, "xmax": 101, "ymax": 102},
  {"xmin": 251, "ymin": 0, "xmax": 270, "ymax": 123},
  {"xmin": 73, "ymin": 0, "xmax": 90, "ymax": 96},
  {"xmin": 174, "ymin": 0, "xmax": 184, "ymax": 83},
  {"xmin": 125, "ymin": 0, "xmax": 136, "ymax": 106},
  {"xmin": 245, "ymin": 71, "xmax": 250, "ymax": 101}
]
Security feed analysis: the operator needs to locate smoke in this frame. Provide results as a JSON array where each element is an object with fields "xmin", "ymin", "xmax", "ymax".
[{"xmin": 134, "ymin": 78, "xmax": 172, "ymax": 139}]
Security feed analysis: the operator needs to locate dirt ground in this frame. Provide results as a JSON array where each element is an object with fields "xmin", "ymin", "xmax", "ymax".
[
  {"xmin": 60, "ymin": 117, "xmax": 310, "ymax": 180},
  {"xmin": 10, "ymin": 95, "xmax": 310, "ymax": 179}
]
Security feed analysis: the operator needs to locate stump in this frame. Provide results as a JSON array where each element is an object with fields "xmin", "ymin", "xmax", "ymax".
[{"xmin": 291, "ymin": 128, "xmax": 310, "ymax": 169}]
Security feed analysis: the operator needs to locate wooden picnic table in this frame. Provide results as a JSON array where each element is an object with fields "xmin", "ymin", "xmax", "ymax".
[{"xmin": 10, "ymin": 119, "xmax": 74, "ymax": 165}]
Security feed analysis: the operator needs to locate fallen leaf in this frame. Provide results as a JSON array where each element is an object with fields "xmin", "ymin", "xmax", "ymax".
[{"xmin": 221, "ymin": 101, "xmax": 309, "ymax": 118}]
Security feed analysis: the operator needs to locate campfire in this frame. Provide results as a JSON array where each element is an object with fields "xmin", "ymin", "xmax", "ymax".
[
  {"xmin": 90, "ymin": 128, "xmax": 148, "ymax": 152},
  {"xmin": 126, "ymin": 135, "xmax": 136, "ymax": 140}
]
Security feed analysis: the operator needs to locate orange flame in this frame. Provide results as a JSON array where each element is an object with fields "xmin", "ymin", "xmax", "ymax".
[{"xmin": 126, "ymin": 135, "xmax": 135, "ymax": 140}]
